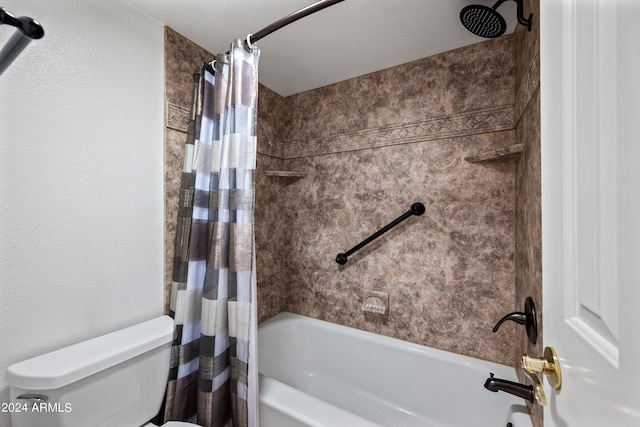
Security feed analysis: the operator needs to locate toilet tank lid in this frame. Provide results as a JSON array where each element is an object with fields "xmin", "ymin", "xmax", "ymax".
[{"xmin": 5, "ymin": 316, "xmax": 175, "ymax": 390}]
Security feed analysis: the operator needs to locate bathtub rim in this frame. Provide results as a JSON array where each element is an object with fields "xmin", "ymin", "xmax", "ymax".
[{"xmin": 259, "ymin": 311, "xmax": 517, "ymax": 375}]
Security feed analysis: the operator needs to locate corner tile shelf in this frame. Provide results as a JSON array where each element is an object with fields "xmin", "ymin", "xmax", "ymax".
[
  {"xmin": 263, "ymin": 170, "xmax": 306, "ymax": 178},
  {"xmin": 464, "ymin": 143, "xmax": 524, "ymax": 163}
]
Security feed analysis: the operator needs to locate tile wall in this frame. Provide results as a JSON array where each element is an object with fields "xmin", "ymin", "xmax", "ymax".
[{"xmin": 255, "ymin": 36, "xmax": 519, "ymax": 366}]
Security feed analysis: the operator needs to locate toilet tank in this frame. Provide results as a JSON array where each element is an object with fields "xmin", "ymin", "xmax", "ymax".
[{"xmin": 5, "ymin": 316, "xmax": 174, "ymax": 427}]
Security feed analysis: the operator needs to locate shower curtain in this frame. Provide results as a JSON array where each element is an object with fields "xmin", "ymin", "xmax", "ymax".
[{"xmin": 162, "ymin": 39, "xmax": 260, "ymax": 427}]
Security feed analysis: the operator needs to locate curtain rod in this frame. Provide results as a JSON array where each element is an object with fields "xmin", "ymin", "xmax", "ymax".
[{"xmin": 249, "ymin": 0, "xmax": 345, "ymax": 44}]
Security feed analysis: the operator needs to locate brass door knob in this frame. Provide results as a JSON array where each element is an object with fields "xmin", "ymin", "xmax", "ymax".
[{"xmin": 521, "ymin": 346, "xmax": 562, "ymax": 390}]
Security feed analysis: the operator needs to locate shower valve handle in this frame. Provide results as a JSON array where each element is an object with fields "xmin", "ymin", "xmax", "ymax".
[{"xmin": 492, "ymin": 297, "xmax": 538, "ymax": 345}]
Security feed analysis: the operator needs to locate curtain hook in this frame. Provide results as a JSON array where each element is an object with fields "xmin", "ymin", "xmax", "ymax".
[{"xmin": 245, "ymin": 34, "xmax": 255, "ymax": 52}]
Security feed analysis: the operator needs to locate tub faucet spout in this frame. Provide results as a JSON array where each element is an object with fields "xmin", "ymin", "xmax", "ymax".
[{"xmin": 484, "ymin": 373, "xmax": 534, "ymax": 403}]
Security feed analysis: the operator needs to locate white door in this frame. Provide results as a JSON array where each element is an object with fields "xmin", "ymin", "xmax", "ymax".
[{"xmin": 540, "ymin": 0, "xmax": 640, "ymax": 425}]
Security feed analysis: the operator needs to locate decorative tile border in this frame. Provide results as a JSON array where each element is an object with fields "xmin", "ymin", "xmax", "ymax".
[
  {"xmin": 166, "ymin": 102, "xmax": 190, "ymax": 132},
  {"xmin": 259, "ymin": 105, "xmax": 514, "ymax": 159},
  {"xmin": 170, "ymin": 103, "xmax": 515, "ymax": 161}
]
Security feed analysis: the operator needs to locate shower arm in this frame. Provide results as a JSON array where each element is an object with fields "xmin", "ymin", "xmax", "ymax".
[
  {"xmin": 249, "ymin": 0, "xmax": 345, "ymax": 45},
  {"xmin": 490, "ymin": 0, "xmax": 532, "ymax": 30},
  {"xmin": 336, "ymin": 203, "xmax": 425, "ymax": 265}
]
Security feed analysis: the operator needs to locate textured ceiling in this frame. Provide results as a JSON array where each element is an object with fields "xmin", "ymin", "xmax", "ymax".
[{"xmin": 121, "ymin": 0, "xmax": 518, "ymax": 96}]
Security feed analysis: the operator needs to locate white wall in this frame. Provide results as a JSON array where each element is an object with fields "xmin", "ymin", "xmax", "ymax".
[{"xmin": 0, "ymin": 1, "xmax": 164, "ymax": 425}]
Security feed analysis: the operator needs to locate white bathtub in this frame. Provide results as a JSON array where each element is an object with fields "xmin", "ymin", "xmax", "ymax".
[{"xmin": 258, "ymin": 312, "xmax": 532, "ymax": 427}]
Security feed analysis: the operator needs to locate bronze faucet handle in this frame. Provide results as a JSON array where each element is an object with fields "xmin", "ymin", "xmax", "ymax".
[{"xmin": 492, "ymin": 297, "xmax": 538, "ymax": 345}]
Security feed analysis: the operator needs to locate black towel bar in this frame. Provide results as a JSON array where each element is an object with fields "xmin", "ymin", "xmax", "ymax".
[
  {"xmin": 0, "ymin": 8, "xmax": 44, "ymax": 76},
  {"xmin": 336, "ymin": 202, "xmax": 425, "ymax": 265},
  {"xmin": 0, "ymin": 8, "xmax": 44, "ymax": 39}
]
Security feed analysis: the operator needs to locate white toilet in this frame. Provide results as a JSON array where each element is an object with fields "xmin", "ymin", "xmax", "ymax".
[{"xmin": 5, "ymin": 316, "xmax": 197, "ymax": 427}]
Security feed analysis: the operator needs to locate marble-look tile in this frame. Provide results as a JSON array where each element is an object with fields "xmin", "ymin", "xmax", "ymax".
[
  {"xmin": 252, "ymin": 37, "xmax": 520, "ymax": 366},
  {"xmin": 284, "ymin": 35, "xmax": 514, "ymax": 143},
  {"xmin": 513, "ymin": 0, "xmax": 540, "ymax": 96},
  {"xmin": 279, "ymin": 131, "xmax": 517, "ymax": 365},
  {"xmin": 255, "ymin": 153, "xmax": 289, "ymax": 322},
  {"xmin": 164, "ymin": 27, "xmax": 213, "ymax": 108},
  {"xmin": 515, "ymin": 89, "xmax": 542, "ymax": 426},
  {"xmin": 258, "ymin": 84, "xmax": 290, "ymax": 143},
  {"xmin": 514, "ymin": 49, "xmax": 539, "ymax": 123},
  {"xmin": 513, "ymin": 2, "xmax": 542, "ymax": 422}
]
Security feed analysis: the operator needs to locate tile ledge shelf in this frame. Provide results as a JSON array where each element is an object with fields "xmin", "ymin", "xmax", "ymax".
[
  {"xmin": 464, "ymin": 143, "xmax": 524, "ymax": 163},
  {"xmin": 263, "ymin": 170, "xmax": 306, "ymax": 178}
]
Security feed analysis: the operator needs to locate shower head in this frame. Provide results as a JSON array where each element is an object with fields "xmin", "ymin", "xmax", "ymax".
[
  {"xmin": 460, "ymin": 0, "xmax": 532, "ymax": 39},
  {"xmin": 460, "ymin": 4, "xmax": 506, "ymax": 38}
]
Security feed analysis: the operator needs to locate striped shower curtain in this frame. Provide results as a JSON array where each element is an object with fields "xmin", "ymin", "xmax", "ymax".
[{"xmin": 162, "ymin": 39, "xmax": 260, "ymax": 427}]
